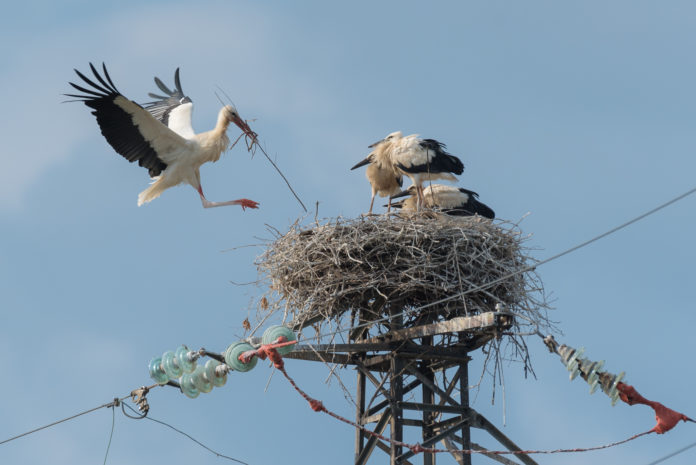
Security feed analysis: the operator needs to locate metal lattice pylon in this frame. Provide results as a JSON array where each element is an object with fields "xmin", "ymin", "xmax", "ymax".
[{"xmin": 285, "ymin": 304, "xmax": 537, "ymax": 465}]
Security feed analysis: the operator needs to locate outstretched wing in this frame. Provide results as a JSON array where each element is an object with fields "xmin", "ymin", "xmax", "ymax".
[
  {"xmin": 67, "ymin": 63, "xmax": 189, "ymax": 177},
  {"xmin": 142, "ymin": 68, "xmax": 195, "ymax": 138}
]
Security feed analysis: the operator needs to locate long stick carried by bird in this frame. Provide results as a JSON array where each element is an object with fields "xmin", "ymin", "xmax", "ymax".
[{"xmin": 214, "ymin": 87, "xmax": 307, "ymax": 212}]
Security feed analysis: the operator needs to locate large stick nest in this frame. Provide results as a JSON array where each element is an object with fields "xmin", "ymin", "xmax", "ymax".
[{"xmin": 256, "ymin": 214, "xmax": 551, "ymax": 345}]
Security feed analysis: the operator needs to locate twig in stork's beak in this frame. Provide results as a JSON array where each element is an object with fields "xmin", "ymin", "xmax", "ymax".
[
  {"xmin": 229, "ymin": 132, "xmax": 246, "ymax": 151},
  {"xmin": 230, "ymin": 113, "xmax": 256, "ymax": 139},
  {"xmin": 228, "ymin": 111, "xmax": 259, "ymax": 153}
]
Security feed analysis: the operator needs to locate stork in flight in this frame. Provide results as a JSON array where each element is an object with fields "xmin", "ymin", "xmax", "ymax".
[
  {"xmin": 350, "ymin": 138, "xmax": 403, "ymax": 214},
  {"xmin": 66, "ymin": 63, "xmax": 259, "ymax": 210},
  {"xmin": 389, "ymin": 184, "xmax": 495, "ymax": 219},
  {"xmin": 369, "ymin": 131, "xmax": 464, "ymax": 210}
]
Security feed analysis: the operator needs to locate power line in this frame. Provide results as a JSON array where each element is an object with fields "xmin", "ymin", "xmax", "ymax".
[
  {"xmin": 102, "ymin": 401, "xmax": 117, "ymax": 465},
  {"xmin": 0, "ymin": 392, "xmax": 249, "ymax": 465},
  {"xmin": 534, "ymin": 184, "xmax": 696, "ymax": 267},
  {"xmin": 0, "ymin": 397, "xmax": 123, "ymax": 446},
  {"xmin": 121, "ymin": 402, "xmax": 249, "ymax": 464},
  {"xmin": 298, "ymin": 184, "xmax": 696, "ymax": 343},
  {"xmin": 646, "ymin": 440, "xmax": 696, "ymax": 465}
]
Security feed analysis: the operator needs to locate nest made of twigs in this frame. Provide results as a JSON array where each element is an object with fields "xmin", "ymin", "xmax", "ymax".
[{"xmin": 255, "ymin": 214, "xmax": 551, "ymax": 343}]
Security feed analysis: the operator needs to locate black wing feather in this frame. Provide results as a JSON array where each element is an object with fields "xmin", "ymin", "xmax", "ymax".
[
  {"xmin": 101, "ymin": 63, "xmax": 119, "ymax": 91},
  {"xmin": 417, "ymin": 138, "xmax": 464, "ymax": 175},
  {"xmin": 419, "ymin": 139, "xmax": 447, "ymax": 152},
  {"xmin": 67, "ymin": 63, "xmax": 167, "ymax": 177},
  {"xmin": 448, "ymin": 190, "xmax": 495, "ymax": 219},
  {"xmin": 67, "ymin": 82, "xmax": 104, "ymax": 97},
  {"xmin": 89, "ymin": 63, "xmax": 115, "ymax": 93},
  {"xmin": 142, "ymin": 67, "xmax": 190, "ymax": 126},
  {"xmin": 154, "ymin": 76, "xmax": 175, "ymax": 96},
  {"xmin": 448, "ymin": 200, "xmax": 495, "ymax": 219},
  {"xmin": 457, "ymin": 188, "xmax": 479, "ymax": 198},
  {"xmin": 174, "ymin": 68, "xmax": 183, "ymax": 95},
  {"xmin": 73, "ymin": 68, "xmax": 111, "ymax": 95}
]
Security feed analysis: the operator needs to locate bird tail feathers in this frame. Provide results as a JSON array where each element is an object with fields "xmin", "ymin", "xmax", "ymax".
[{"xmin": 137, "ymin": 177, "xmax": 165, "ymax": 206}]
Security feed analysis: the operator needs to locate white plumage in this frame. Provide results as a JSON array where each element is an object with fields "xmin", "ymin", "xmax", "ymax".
[{"xmin": 67, "ymin": 63, "xmax": 259, "ymax": 210}]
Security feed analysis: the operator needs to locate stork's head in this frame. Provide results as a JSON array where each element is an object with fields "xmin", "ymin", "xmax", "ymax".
[
  {"xmin": 223, "ymin": 105, "xmax": 257, "ymax": 140},
  {"xmin": 368, "ymin": 130, "xmax": 402, "ymax": 148}
]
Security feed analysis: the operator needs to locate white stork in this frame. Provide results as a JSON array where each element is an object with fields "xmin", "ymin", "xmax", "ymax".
[
  {"xmin": 370, "ymin": 131, "xmax": 464, "ymax": 210},
  {"xmin": 350, "ymin": 138, "xmax": 403, "ymax": 214},
  {"xmin": 66, "ymin": 63, "xmax": 259, "ymax": 210},
  {"xmin": 390, "ymin": 184, "xmax": 495, "ymax": 219}
]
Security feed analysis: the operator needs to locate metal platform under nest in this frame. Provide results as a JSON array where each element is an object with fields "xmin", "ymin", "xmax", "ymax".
[{"xmin": 285, "ymin": 311, "xmax": 537, "ymax": 465}]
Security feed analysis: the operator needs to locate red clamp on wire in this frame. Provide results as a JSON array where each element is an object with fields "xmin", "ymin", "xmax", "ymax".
[
  {"xmin": 309, "ymin": 399, "xmax": 325, "ymax": 412},
  {"xmin": 238, "ymin": 337, "xmax": 294, "ymax": 369},
  {"xmin": 239, "ymin": 349, "xmax": 258, "ymax": 364},
  {"xmin": 618, "ymin": 382, "xmax": 694, "ymax": 434},
  {"xmin": 264, "ymin": 346, "xmax": 284, "ymax": 369},
  {"xmin": 409, "ymin": 443, "xmax": 425, "ymax": 454}
]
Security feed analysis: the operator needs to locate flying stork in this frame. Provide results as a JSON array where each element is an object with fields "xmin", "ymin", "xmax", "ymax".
[
  {"xmin": 350, "ymin": 138, "xmax": 403, "ymax": 214},
  {"xmin": 369, "ymin": 131, "xmax": 464, "ymax": 210},
  {"xmin": 390, "ymin": 184, "xmax": 495, "ymax": 219},
  {"xmin": 66, "ymin": 63, "xmax": 259, "ymax": 210}
]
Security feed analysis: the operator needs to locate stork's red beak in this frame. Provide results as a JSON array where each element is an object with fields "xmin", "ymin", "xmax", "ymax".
[{"xmin": 231, "ymin": 114, "xmax": 257, "ymax": 141}]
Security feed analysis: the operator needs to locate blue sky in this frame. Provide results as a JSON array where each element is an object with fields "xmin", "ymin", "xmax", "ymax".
[{"xmin": 1, "ymin": 1, "xmax": 695, "ymax": 464}]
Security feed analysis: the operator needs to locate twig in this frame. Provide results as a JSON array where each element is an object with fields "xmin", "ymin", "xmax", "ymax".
[{"xmin": 250, "ymin": 141, "xmax": 307, "ymax": 212}]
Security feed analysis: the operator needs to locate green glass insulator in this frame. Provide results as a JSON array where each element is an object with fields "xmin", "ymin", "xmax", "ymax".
[
  {"xmin": 162, "ymin": 350, "xmax": 183, "ymax": 379},
  {"xmin": 180, "ymin": 373, "xmax": 200, "ymax": 399},
  {"xmin": 205, "ymin": 359, "xmax": 227, "ymax": 387},
  {"xmin": 176, "ymin": 345, "xmax": 196, "ymax": 374},
  {"xmin": 148, "ymin": 357, "xmax": 169, "ymax": 385},
  {"xmin": 224, "ymin": 342, "xmax": 258, "ymax": 372},
  {"xmin": 262, "ymin": 325, "xmax": 297, "ymax": 355},
  {"xmin": 192, "ymin": 365, "xmax": 213, "ymax": 393}
]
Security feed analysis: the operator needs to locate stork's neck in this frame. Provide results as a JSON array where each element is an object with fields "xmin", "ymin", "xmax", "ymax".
[{"xmin": 213, "ymin": 107, "xmax": 231, "ymax": 135}]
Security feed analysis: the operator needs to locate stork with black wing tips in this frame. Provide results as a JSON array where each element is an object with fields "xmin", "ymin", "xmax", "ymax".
[{"xmin": 66, "ymin": 63, "xmax": 259, "ymax": 210}]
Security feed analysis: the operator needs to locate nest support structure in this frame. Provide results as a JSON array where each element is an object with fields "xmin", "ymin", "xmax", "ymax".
[{"xmin": 256, "ymin": 215, "xmax": 553, "ymax": 464}]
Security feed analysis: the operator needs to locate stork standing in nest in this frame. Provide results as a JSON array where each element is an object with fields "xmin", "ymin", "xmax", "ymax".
[
  {"xmin": 350, "ymin": 138, "xmax": 403, "ymax": 214},
  {"xmin": 370, "ymin": 131, "xmax": 464, "ymax": 211},
  {"xmin": 390, "ymin": 184, "xmax": 495, "ymax": 218},
  {"xmin": 66, "ymin": 63, "xmax": 259, "ymax": 210}
]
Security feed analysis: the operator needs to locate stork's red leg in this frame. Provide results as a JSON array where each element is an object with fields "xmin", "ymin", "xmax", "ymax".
[
  {"xmin": 197, "ymin": 185, "xmax": 259, "ymax": 210},
  {"xmin": 416, "ymin": 185, "xmax": 425, "ymax": 211}
]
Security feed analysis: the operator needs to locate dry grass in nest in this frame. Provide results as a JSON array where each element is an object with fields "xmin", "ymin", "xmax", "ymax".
[{"xmin": 255, "ymin": 214, "xmax": 552, "ymax": 349}]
